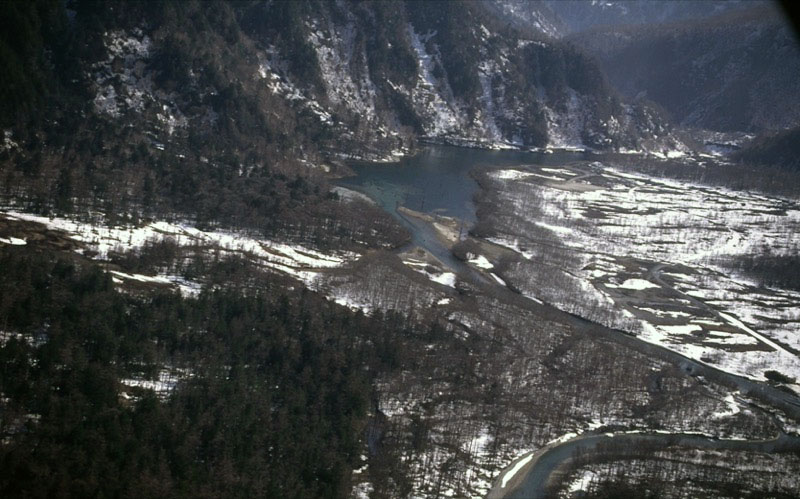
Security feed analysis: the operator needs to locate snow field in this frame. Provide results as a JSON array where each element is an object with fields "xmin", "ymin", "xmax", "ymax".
[{"xmin": 484, "ymin": 163, "xmax": 800, "ymax": 383}]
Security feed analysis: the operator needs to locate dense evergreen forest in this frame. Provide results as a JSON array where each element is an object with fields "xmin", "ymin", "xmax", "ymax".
[
  {"xmin": 733, "ymin": 126, "xmax": 800, "ymax": 172},
  {"xmin": 730, "ymin": 253, "xmax": 800, "ymax": 293},
  {"xmin": 0, "ymin": 244, "xmax": 449, "ymax": 497}
]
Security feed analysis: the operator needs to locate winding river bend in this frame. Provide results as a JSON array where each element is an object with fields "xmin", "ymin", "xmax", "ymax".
[
  {"xmin": 339, "ymin": 145, "xmax": 800, "ymax": 497},
  {"xmin": 496, "ymin": 432, "xmax": 800, "ymax": 499}
]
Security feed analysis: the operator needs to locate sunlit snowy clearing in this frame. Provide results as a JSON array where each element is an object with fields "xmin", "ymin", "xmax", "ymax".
[
  {"xmin": 1, "ymin": 210, "xmax": 357, "ymax": 295},
  {"xmin": 484, "ymin": 164, "xmax": 800, "ymax": 385}
]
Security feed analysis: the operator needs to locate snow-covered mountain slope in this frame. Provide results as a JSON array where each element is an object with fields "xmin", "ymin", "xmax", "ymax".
[
  {"xmin": 2, "ymin": 0, "xmax": 681, "ymax": 165},
  {"xmin": 256, "ymin": 0, "xmax": 681, "ymax": 152}
]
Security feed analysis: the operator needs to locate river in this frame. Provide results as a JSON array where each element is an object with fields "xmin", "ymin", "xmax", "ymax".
[
  {"xmin": 338, "ymin": 145, "xmax": 800, "ymax": 498},
  {"xmin": 502, "ymin": 432, "xmax": 800, "ymax": 499},
  {"xmin": 340, "ymin": 145, "xmax": 586, "ymax": 271}
]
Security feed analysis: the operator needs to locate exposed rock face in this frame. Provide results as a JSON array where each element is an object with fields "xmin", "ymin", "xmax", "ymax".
[
  {"xmin": 2, "ymin": 0, "xmax": 680, "ymax": 165},
  {"xmin": 238, "ymin": 0, "xmax": 676, "ymax": 153}
]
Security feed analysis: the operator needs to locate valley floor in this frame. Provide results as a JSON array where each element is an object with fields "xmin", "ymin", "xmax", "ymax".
[{"xmin": 2, "ymin": 150, "xmax": 799, "ymax": 498}]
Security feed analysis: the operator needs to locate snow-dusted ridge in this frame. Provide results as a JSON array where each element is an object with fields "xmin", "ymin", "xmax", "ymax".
[{"xmin": 2, "ymin": 210, "xmax": 357, "ymax": 295}]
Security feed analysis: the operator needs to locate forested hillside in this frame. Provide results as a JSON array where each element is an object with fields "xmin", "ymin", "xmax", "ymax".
[
  {"xmin": 0, "ymin": 243, "xmax": 452, "ymax": 497},
  {"xmin": 733, "ymin": 126, "xmax": 800, "ymax": 172},
  {"xmin": 0, "ymin": 0, "xmax": 682, "ymax": 248}
]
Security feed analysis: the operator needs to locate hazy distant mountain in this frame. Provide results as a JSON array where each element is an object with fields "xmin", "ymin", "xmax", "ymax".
[
  {"xmin": 568, "ymin": 4, "xmax": 800, "ymax": 132},
  {"xmin": 544, "ymin": 0, "xmax": 769, "ymax": 34}
]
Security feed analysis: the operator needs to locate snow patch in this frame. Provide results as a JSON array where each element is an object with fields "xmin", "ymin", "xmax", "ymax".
[
  {"xmin": 431, "ymin": 272, "xmax": 457, "ymax": 288},
  {"xmin": 0, "ymin": 236, "xmax": 26, "ymax": 245},
  {"xmin": 607, "ymin": 278, "xmax": 659, "ymax": 291},
  {"xmin": 501, "ymin": 453, "xmax": 534, "ymax": 488},
  {"xmin": 467, "ymin": 254, "xmax": 494, "ymax": 269}
]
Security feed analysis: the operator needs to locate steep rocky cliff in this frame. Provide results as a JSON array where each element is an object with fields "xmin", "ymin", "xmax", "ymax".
[
  {"xmin": 0, "ymin": 0, "xmax": 684, "ymax": 239},
  {"xmin": 2, "ymin": 0, "xmax": 678, "ymax": 165}
]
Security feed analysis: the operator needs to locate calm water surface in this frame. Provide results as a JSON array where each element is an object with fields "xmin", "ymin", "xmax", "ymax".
[
  {"xmin": 339, "ymin": 145, "xmax": 585, "ymax": 271},
  {"xmin": 339, "ymin": 145, "xmax": 586, "ymax": 226}
]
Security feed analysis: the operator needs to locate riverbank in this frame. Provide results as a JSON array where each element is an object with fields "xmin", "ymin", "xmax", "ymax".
[
  {"xmin": 490, "ymin": 431, "xmax": 800, "ymax": 499},
  {"xmin": 333, "ymin": 145, "xmax": 800, "ymax": 498},
  {"xmin": 396, "ymin": 206, "xmax": 464, "ymax": 249}
]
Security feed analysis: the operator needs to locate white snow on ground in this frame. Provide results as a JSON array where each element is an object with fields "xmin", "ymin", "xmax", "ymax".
[
  {"xmin": 712, "ymin": 393, "xmax": 742, "ymax": 419},
  {"xmin": 491, "ymin": 273, "xmax": 508, "ymax": 286},
  {"xmin": 529, "ymin": 172, "xmax": 570, "ymax": 182},
  {"xmin": 406, "ymin": 25, "xmax": 462, "ymax": 136},
  {"xmin": 2, "ymin": 130, "xmax": 19, "ymax": 152},
  {"xmin": 658, "ymin": 324, "xmax": 702, "ymax": 336},
  {"xmin": 167, "ymin": 276, "xmax": 203, "ymax": 297},
  {"xmin": 257, "ymin": 48, "xmax": 333, "ymax": 124},
  {"xmin": 111, "ymin": 270, "xmax": 172, "ymax": 285},
  {"xmin": 649, "ymin": 150, "xmax": 688, "ymax": 159},
  {"xmin": 541, "ymin": 88, "xmax": 588, "ymax": 150},
  {"xmin": 500, "ymin": 452, "xmax": 534, "ymax": 488},
  {"xmin": 402, "ymin": 257, "xmax": 458, "ymax": 288},
  {"xmin": 491, "ymin": 169, "xmax": 535, "ymax": 181},
  {"xmin": 717, "ymin": 312, "xmax": 785, "ymax": 352},
  {"xmin": 464, "ymin": 427, "xmax": 493, "ymax": 456},
  {"xmin": 306, "ymin": 18, "xmax": 378, "ymax": 119},
  {"xmin": 561, "ymin": 448, "xmax": 800, "ymax": 498},
  {"xmin": 534, "ymin": 221, "xmax": 573, "ymax": 235},
  {"xmin": 640, "ymin": 322, "xmax": 800, "ymax": 385},
  {"xmin": 540, "ymin": 167, "xmax": 577, "ymax": 176},
  {"xmin": 431, "ymin": 272, "xmax": 457, "ymax": 288},
  {"xmin": 608, "ymin": 278, "xmax": 659, "ymax": 291},
  {"xmin": 109, "ymin": 271, "xmax": 202, "ymax": 298},
  {"xmin": 704, "ymin": 332, "xmax": 759, "ymax": 346},
  {"xmin": 92, "ymin": 30, "xmax": 153, "ymax": 118},
  {"xmin": 0, "ymin": 236, "xmax": 26, "ymax": 245},
  {"xmin": 636, "ymin": 307, "xmax": 691, "ymax": 318},
  {"xmin": 548, "ymin": 431, "xmax": 580, "ymax": 445},
  {"xmin": 331, "ymin": 293, "xmax": 374, "ymax": 314},
  {"xmin": 486, "ymin": 163, "xmax": 800, "ymax": 382},
  {"xmin": 91, "ymin": 30, "xmax": 188, "ymax": 135},
  {"xmin": 487, "ymin": 236, "xmax": 536, "ymax": 260},
  {"xmin": 567, "ymin": 469, "xmax": 598, "ymax": 494},
  {"xmin": 330, "ymin": 186, "xmax": 375, "ymax": 204},
  {"xmin": 2, "ymin": 210, "xmax": 356, "ymax": 293},
  {"xmin": 0, "ymin": 331, "xmax": 44, "ymax": 347},
  {"xmin": 678, "ymin": 276, "xmax": 800, "ymax": 353},
  {"xmin": 351, "ymin": 482, "xmax": 374, "ymax": 499},
  {"xmin": 120, "ymin": 368, "xmax": 192, "ymax": 398},
  {"xmin": 467, "ymin": 254, "xmax": 494, "ymax": 269}
]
